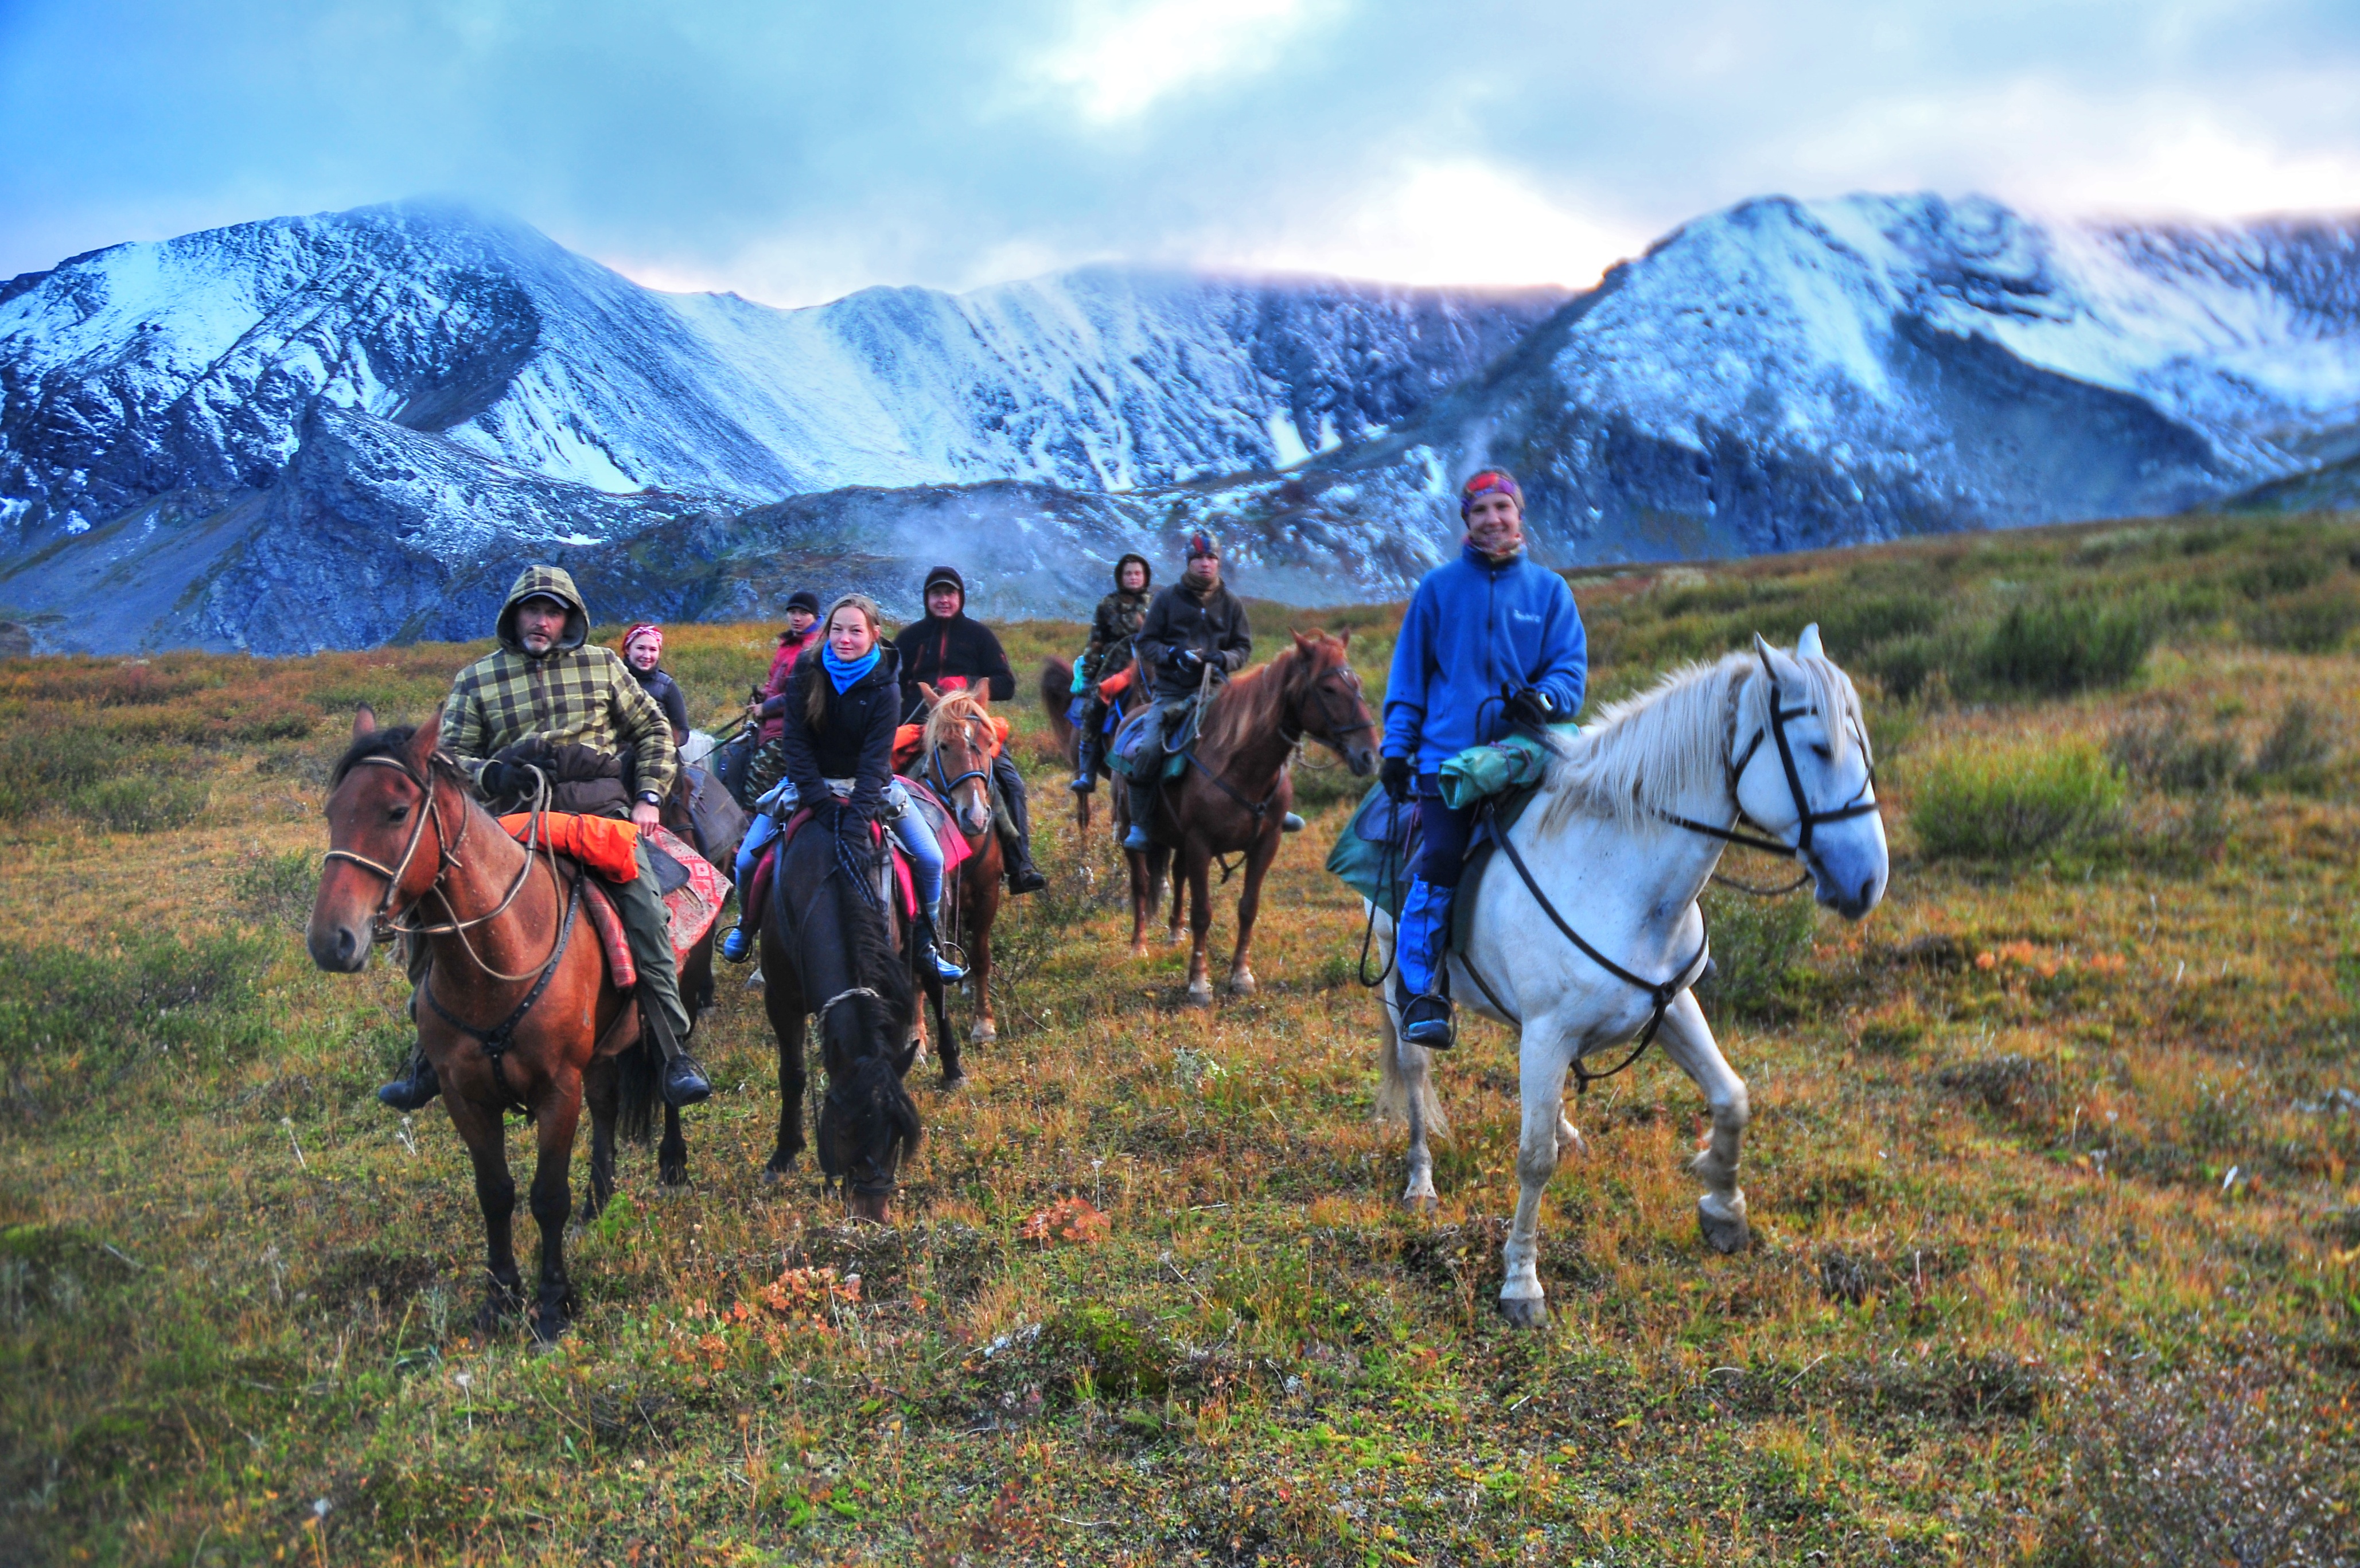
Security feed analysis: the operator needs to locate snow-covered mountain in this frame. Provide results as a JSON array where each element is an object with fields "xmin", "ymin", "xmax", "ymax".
[{"xmin": 2, "ymin": 193, "xmax": 2357, "ymax": 653}]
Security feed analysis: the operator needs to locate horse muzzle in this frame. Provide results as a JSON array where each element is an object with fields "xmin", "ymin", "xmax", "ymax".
[
  {"xmin": 306, "ymin": 918, "xmax": 373, "ymax": 973},
  {"xmin": 1805, "ymin": 851, "xmax": 1886, "ymax": 921},
  {"xmin": 1345, "ymin": 743, "xmax": 1378, "ymax": 778}
]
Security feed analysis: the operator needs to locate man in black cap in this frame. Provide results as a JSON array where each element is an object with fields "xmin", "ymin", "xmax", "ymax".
[
  {"xmin": 1123, "ymin": 532, "xmax": 1253, "ymax": 852},
  {"xmin": 892, "ymin": 566, "xmax": 1048, "ymax": 894}
]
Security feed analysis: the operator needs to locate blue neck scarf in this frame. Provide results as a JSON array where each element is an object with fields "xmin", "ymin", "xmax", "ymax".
[{"xmin": 821, "ymin": 643, "xmax": 881, "ymax": 692}]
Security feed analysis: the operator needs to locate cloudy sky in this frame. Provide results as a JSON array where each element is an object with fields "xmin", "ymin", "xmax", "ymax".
[{"xmin": 4, "ymin": 0, "xmax": 2358, "ymax": 305}]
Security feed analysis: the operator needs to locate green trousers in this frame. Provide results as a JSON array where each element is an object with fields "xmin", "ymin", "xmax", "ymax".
[{"xmin": 610, "ymin": 840, "xmax": 691, "ymax": 1042}]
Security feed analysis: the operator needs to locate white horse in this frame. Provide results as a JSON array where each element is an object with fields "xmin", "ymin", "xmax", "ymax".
[{"xmin": 1369, "ymin": 629, "xmax": 1888, "ymax": 1328}]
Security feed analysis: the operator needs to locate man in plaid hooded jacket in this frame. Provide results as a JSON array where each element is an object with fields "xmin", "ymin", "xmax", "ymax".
[{"xmin": 376, "ymin": 567, "xmax": 714, "ymax": 1111}]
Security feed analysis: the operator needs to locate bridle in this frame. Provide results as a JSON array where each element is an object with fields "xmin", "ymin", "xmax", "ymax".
[
  {"xmin": 322, "ymin": 753, "xmax": 563, "ymax": 984},
  {"xmin": 1184, "ymin": 652, "xmax": 1375, "ymax": 824},
  {"xmin": 1657, "ymin": 646, "xmax": 1879, "ymax": 869},
  {"xmin": 924, "ymin": 709, "xmax": 995, "ymax": 826},
  {"xmin": 811, "ymin": 985, "xmax": 909, "ymax": 1200}
]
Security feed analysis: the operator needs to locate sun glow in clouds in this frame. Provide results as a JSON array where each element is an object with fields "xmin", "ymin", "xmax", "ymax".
[{"xmin": 1036, "ymin": 0, "xmax": 1343, "ymax": 123}]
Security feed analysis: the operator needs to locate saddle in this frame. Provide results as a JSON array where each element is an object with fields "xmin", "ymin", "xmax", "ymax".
[
  {"xmin": 1111, "ymin": 695, "xmax": 1204, "ymax": 784},
  {"xmin": 496, "ymin": 816, "xmax": 728, "ymax": 986},
  {"xmin": 1325, "ymin": 782, "xmax": 1544, "ymax": 953},
  {"xmin": 765, "ymin": 803, "xmax": 921, "ymax": 922}
]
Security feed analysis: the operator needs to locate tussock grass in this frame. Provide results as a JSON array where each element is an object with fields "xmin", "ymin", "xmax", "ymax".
[
  {"xmin": 2, "ymin": 509, "xmax": 2359, "ymax": 1563},
  {"xmin": 1911, "ymin": 739, "xmax": 2127, "ymax": 864}
]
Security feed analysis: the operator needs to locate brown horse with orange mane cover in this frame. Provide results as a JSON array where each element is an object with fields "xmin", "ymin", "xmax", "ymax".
[
  {"xmin": 307, "ymin": 709, "xmax": 688, "ymax": 1343},
  {"xmin": 1115, "ymin": 631, "xmax": 1380, "ymax": 1001},
  {"xmin": 913, "ymin": 684, "xmax": 1007, "ymax": 1047}
]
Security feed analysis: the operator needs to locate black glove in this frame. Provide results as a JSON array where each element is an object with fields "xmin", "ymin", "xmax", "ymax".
[
  {"xmin": 1503, "ymin": 685, "xmax": 1559, "ymax": 730},
  {"xmin": 1173, "ymin": 648, "xmax": 1204, "ymax": 675},
  {"xmin": 476, "ymin": 759, "xmax": 526, "ymax": 801},
  {"xmin": 1381, "ymin": 755, "xmax": 1414, "ymax": 802}
]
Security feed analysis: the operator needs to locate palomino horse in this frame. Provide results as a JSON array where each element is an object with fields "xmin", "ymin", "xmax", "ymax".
[
  {"xmin": 1117, "ymin": 631, "xmax": 1379, "ymax": 1003},
  {"xmin": 756, "ymin": 797, "xmax": 928, "ymax": 1223},
  {"xmin": 307, "ymin": 711, "xmax": 692, "ymax": 1343},
  {"xmin": 914, "ymin": 685, "xmax": 1005, "ymax": 1049},
  {"xmin": 1038, "ymin": 653, "xmax": 1135, "ymax": 847},
  {"xmin": 1369, "ymin": 629, "xmax": 1888, "ymax": 1328}
]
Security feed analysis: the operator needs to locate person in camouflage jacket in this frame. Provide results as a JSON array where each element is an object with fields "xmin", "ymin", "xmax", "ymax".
[
  {"xmin": 1069, "ymin": 553, "xmax": 1152, "ymax": 793},
  {"xmin": 377, "ymin": 566, "xmax": 713, "ymax": 1113}
]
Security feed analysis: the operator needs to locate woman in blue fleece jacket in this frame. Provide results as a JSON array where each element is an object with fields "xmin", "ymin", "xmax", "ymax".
[{"xmin": 1380, "ymin": 469, "xmax": 1587, "ymax": 1047}]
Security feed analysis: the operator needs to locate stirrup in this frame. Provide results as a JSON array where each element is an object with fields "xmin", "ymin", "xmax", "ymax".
[{"xmin": 1399, "ymin": 992, "xmax": 1456, "ymax": 1050}]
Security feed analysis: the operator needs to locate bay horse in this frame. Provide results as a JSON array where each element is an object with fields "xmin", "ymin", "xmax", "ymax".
[
  {"xmin": 914, "ymin": 685, "xmax": 1005, "ymax": 1048},
  {"xmin": 755, "ymin": 797, "xmax": 928, "ymax": 1223},
  {"xmin": 1039, "ymin": 654, "xmax": 1130, "ymax": 846},
  {"xmin": 307, "ymin": 710, "xmax": 696, "ymax": 1343},
  {"xmin": 1117, "ymin": 630, "xmax": 1379, "ymax": 1003},
  {"xmin": 1368, "ymin": 629, "xmax": 1887, "ymax": 1327}
]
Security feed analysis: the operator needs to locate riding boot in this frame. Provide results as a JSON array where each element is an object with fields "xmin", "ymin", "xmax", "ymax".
[
  {"xmin": 1123, "ymin": 778, "xmax": 1156, "ymax": 852},
  {"xmin": 1070, "ymin": 732, "xmax": 1098, "ymax": 794},
  {"xmin": 993, "ymin": 752, "xmax": 1049, "ymax": 894},
  {"xmin": 916, "ymin": 899, "xmax": 966, "ymax": 982},
  {"xmin": 609, "ymin": 841, "xmax": 710, "ymax": 1106},
  {"xmin": 377, "ymin": 1042, "xmax": 441, "ymax": 1110},
  {"xmin": 1281, "ymin": 812, "xmax": 1306, "ymax": 833},
  {"xmin": 1392, "ymin": 878, "xmax": 1458, "ymax": 1049}
]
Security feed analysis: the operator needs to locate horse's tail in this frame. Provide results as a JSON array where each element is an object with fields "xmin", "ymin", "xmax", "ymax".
[
  {"xmin": 1367, "ymin": 903, "xmax": 1450, "ymax": 1136},
  {"xmin": 1040, "ymin": 658, "xmax": 1076, "ymax": 752},
  {"xmin": 617, "ymin": 1034, "xmax": 662, "ymax": 1146}
]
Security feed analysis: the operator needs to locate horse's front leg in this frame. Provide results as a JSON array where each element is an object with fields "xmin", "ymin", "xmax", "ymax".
[
  {"xmin": 764, "ymin": 980, "xmax": 808, "ymax": 1178},
  {"xmin": 1654, "ymin": 990, "xmax": 1751, "ymax": 1254},
  {"xmin": 1127, "ymin": 846, "xmax": 1154, "ymax": 958},
  {"xmin": 1182, "ymin": 846, "xmax": 1216, "ymax": 1005},
  {"xmin": 527, "ymin": 1076, "xmax": 585, "ymax": 1343},
  {"xmin": 1164, "ymin": 847, "xmax": 1184, "ymax": 945},
  {"xmin": 966, "ymin": 863, "xmax": 998, "ymax": 1047},
  {"xmin": 1225, "ymin": 828, "xmax": 1282, "ymax": 996},
  {"xmin": 1501, "ymin": 1023, "xmax": 1578, "ymax": 1329},
  {"xmin": 446, "ymin": 1094, "xmax": 524, "ymax": 1329},
  {"xmin": 659, "ymin": 1102, "xmax": 688, "ymax": 1188}
]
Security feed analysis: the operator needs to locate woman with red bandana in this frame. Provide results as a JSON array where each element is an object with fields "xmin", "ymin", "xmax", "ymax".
[{"xmin": 621, "ymin": 623, "xmax": 690, "ymax": 743}]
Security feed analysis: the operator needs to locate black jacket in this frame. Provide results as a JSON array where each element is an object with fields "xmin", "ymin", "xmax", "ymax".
[
  {"xmin": 777, "ymin": 646, "xmax": 902, "ymax": 819},
  {"xmin": 629, "ymin": 666, "xmax": 690, "ymax": 738},
  {"xmin": 1136, "ymin": 580, "xmax": 1252, "ymax": 698},
  {"xmin": 893, "ymin": 613, "xmax": 1015, "ymax": 720}
]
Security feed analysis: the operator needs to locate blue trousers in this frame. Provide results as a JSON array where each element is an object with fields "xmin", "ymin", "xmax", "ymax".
[
  {"xmin": 735, "ymin": 786, "xmax": 945, "ymax": 908},
  {"xmin": 1414, "ymin": 777, "xmax": 1477, "ymax": 887}
]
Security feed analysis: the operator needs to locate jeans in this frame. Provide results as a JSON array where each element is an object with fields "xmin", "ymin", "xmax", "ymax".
[{"xmin": 735, "ymin": 778, "xmax": 943, "ymax": 908}]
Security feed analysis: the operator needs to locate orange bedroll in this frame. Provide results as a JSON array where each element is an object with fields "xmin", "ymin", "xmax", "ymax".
[
  {"xmin": 499, "ymin": 812, "xmax": 640, "ymax": 883},
  {"xmin": 893, "ymin": 716, "xmax": 1010, "ymax": 773},
  {"xmin": 1097, "ymin": 666, "xmax": 1135, "ymax": 699}
]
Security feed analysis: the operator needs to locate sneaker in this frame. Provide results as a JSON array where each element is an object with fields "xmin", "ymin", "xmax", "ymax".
[
  {"xmin": 661, "ymin": 1051, "xmax": 714, "ymax": 1107},
  {"xmin": 719, "ymin": 925, "xmax": 755, "ymax": 963},
  {"xmin": 376, "ymin": 1047, "xmax": 441, "ymax": 1111},
  {"xmin": 1400, "ymin": 992, "xmax": 1456, "ymax": 1050}
]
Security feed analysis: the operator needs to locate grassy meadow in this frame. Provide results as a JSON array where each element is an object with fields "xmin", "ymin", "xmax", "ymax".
[{"xmin": 4, "ymin": 512, "xmax": 2359, "ymax": 1564}]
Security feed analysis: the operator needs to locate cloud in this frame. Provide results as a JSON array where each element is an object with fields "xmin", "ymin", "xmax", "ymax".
[{"xmin": 1031, "ymin": 0, "xmax": 1345, "ymax": 124}]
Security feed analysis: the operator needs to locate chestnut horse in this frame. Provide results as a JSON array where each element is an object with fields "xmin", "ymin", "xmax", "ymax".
[
  {"xmin": 1116, "ymin": 631, "xmax": 1380, "ymax": 1002},
  {"xmin": 914, "ymin": 686, "xmax": 1005, "ymax": 1048},
  {"xmin": 1038, "ymin": 653, "xmax": 1138, "ymax": 848},
  {"xmin": 307, "ymin": 711, "xmax": 696, "ymax": 1343}
]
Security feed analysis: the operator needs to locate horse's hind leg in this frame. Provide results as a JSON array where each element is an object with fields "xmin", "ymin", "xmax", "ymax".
[
  {"xmin": 1654, "ymin": 990, "xmax": 1751, "ymax": 1254},
  {"xmin": 579, "ymin": 1057, "xmax": 619, "ymax": 1222},
  {"xmin": 527, "ymin": 1082, "xmax": 585, "ymax": 1344},
  {"xmin": 1225, "ymin": 829, "xmax": 1282, "ymax": 995},
  {"xmin": 1182, "ymin": 848, "xmax": 1215, "ymax": 1005},
  {"xmin": 659, "ymin": 1103, "xmax": 687, "ymax": 1188},
  {"xmin": 446, "ymin": 1096, "xmax": 524, "ymax": 1330}
]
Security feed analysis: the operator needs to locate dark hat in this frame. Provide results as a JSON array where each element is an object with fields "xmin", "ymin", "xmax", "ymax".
[
  {"xmin": 922, "ymin": 565, "xmax": 967, "ymax": 599},
  {"xmin": 784, "ymin": 589, "xmax": 820, "ymax": 616}
]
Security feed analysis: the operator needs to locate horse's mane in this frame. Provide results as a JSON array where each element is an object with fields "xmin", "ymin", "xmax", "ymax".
[
  {"xmin": 1537, "ymin": 648, "xmax": 1868, "ymax": 834},
  {"xmin": 329, "ymin": 725, "xmax": 466, "ymax": 790},
  {"xmin": 1197, "ymin": 634, "xmax": 1344, "ymax": 755},
  {"xmin": 921, "ymin": 688, "xmax": 995, "ymax": 756}
]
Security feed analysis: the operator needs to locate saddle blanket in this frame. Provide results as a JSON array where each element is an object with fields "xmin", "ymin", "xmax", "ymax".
[
  {"xmin": 1111, "ymin": 705, "xmax": 1193, "ymax": 783},
  {"xmin": 1326, "ymin": 782, "xmax": 1541, "ymax": 947},
  {"xmin": 500, "ymin": 816, "xmax": 727, "ymax": 985},
  {"xmin": 770, "ymin": 807, "xmax": 921, "ymax": 922}
]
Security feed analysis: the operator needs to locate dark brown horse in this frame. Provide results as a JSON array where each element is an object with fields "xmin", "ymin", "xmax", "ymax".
[
  {"xmin": 1039, "ymin": 654, "xmax": 1138, "ymax": 848},
  {"xmin": 307, "ymin": 711, "xmax": 702, "ymax": 1342},
  {"xmin": 1116, "ymin": 631, "xmax": 1379, "ymax": 1002},
  {"xmin": 756, "ymin": 797, "xmax": 931, "ymax": 1223},
  {"xmin": 913, "ymin": 686, "xmax": 1006, "ymax": 1048}
]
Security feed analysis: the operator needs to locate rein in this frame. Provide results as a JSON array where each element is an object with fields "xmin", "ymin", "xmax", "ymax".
[
  {"xmin": 422, "ymin": 867, "xmax": 582, "ymax": 1106},
  {"xmin": 1181, "ymin": 654, "xmax": 1370, "ymax": 824}
]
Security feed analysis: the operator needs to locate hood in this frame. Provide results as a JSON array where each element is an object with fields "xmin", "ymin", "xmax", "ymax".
[
  {"xmin": 496, "ymin": 565, "xmax": 590, "ymax": 656},
  {"xmin": 1113, "ymin": 553, "xmax": 1152, "ymax": 594}
]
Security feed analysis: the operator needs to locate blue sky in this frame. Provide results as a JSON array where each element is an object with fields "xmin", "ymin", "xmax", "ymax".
[{"xmin": 4, "ymin": 0, "xmax": 2358, "ymax": 305}]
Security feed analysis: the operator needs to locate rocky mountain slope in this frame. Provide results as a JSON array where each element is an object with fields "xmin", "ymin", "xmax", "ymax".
[{"xmin": 3, "ymin": 194, "xmax": 2357, "ymax": 652}]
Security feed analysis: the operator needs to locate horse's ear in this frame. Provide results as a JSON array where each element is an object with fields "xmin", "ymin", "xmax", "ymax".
[
  {"xmin": 917, "ymin": 681, "xmax": 940, "ymax": 709},
  {"xmin": 407, "ymin": 710, "xmax": 442, "ymax": 771},
  {"xmin": 1292, "ymin": 629, "xmax": 1314, "ymax": 650},
  {"xmin": 1797, "ymin": 623, "xmax": 1825, "ymax": 660},
  {"xmin": 1752, "ymin": 631, "xmax": 1775, "ymax": 661},
  {"xmin": 352, "ymin": 704, "xmax": 377, "ymax": 742},
  {"xmin": 891, "ymin": 1035, "xmax": 920, "ymax": 1079},
  {"xmin": 1336, "ymin": 628, "xmax": 1351, "ymax": 647}
]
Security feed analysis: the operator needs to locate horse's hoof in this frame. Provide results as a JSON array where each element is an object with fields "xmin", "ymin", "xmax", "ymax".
[
  {"xmin": 1403, "ymin": 1191, "xmax": 1438, "ymax": 1214},
  {"xmin": 763, "ymin": 1156, "xmax": 797, "ymax": 1181},
  {"xmin": 1166, "ymin": 929, "xmax": 1185, "ymax": 946},
  {"xmin": 659, "ymin": 1165, "xmax": 688, "ymax": 1189},
  {"xmin": 1185, "ymin": 983, "xmax": 1213, "ymax": 1008},
  {"xmin": 1229, "ymin": 973, "xmax": 1256, "ymax": 997},
  {"xmin": 1129, "ymin": 944, "xmax": 1150, "ymax": 961},
  {"xmin": 938, "ymin": 1071, "xmax": 968, "ymax": 1094},
  {"xmin": 1698, "ymin": 1203, "xmax": 1751, "ymax": 1255},
  {"xmin": 969, "ymin": 1020, "xmax": 997, "ymax": 1044},
  {"xmin": 1498, "ymin": 1296, "xmax": 1550, "ymax": 1330},
  {"xmin": 528, "ymin": 1308, "xmax": 569, "ymax": 1346}
]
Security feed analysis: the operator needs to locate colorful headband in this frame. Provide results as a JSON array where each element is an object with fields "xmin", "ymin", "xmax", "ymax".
[
  {"xmin": 1459, "ymin": 470, "xmax": 1522, "ymax": 517},
  {"xmin": 622, "ymin": 623, "xmax": 663, "ymax": 651}
]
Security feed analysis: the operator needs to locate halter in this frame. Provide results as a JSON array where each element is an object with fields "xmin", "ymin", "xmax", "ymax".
[
  {"xmin": 925, "ymin": 709, "xmax": 995, "ymax": 816},
  {"xmin": 1183, "ymin": 652, "xmax": 1374, "ymax": 823}
]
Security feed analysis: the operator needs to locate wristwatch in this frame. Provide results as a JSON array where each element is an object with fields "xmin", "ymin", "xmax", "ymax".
[{"xmin": 637, "ymin": 791, "xmax": 661, "ymax": 806}]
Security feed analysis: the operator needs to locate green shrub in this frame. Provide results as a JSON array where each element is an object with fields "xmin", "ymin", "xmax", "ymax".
[
  {"xmin": 1855, "ymin": 633, "xmax": 1950, "ymax": 702},
  {"xmin": 1696, "ymin": 887, "xmax": 1817, "ymax": 1022},
  {"xmin": 72, "ymin": 776, "xmax": 208, "ymax": 833},
  {"xmin": 1910, "ymin": 739, "xmax": 2125, "ymax": 862},
  {"xmin": 2240, "ymin": 583, "xmax": 2360, "ymax": 653},
  {"xmin": 2106, "ymin": 712, "xmax": 2241, "ymax": 794},
  {"xmin": 2246, "ymin": 699, "xmax": 2336, "ymax": 791},
  {"xmin": 1974, "ymin": 600, "xmax": 2152, "ymax": 695},
  {"xmin": 0, "ymin": 931, "xmax": 270, "ymax": 1107},
  {"xmin": 0, "ymin": 726, "xmax": 128, "ymax": 819},
  {"xmin": 233, "ymin": 849, "xmax": 318, "ymax": 929},
  {"xmin": 1815, "ymin": 592, "xmax": 1944, "ymax": 657}
]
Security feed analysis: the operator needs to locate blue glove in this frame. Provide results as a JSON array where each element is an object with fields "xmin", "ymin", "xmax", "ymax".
[{"xmin": 1071, "ymin": 661, "xmax": 1092, "ymax": 695}]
